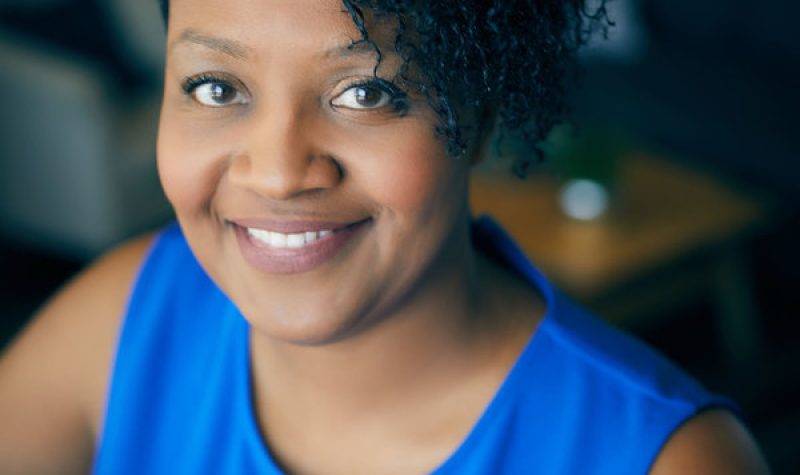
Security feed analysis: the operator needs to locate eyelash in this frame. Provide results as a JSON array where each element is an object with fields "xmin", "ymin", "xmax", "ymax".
[
  {"xmin": 180, "ymin": 74, "xmax": 409, "ymax": 114},
  {"xmin": 181, "ymin": 73, "xmax": 235, "ymax": 96},
  {"xmin": 342, "ymin": 78, "xmax": 410, "ymax": 114}
]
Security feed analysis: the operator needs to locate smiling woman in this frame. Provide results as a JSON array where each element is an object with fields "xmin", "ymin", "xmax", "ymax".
[{"xmin": 0, "ymin": 1, "xmax": 770, "ymax": 474}]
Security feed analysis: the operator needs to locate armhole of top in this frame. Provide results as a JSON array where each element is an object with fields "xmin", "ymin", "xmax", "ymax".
[
  {"xmin": 644, "ymin": 397, "xmax": 743, "ymax": 473},
  {"xmin": 93, "ymin": 224, "xmax": 176, "ymax": 447}
]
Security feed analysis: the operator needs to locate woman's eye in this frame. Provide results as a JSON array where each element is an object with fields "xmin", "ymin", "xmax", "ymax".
[
  {"xmin": 331, "ymin": 83, "xmax": 399, "ymax": 110},
  {"xmin": 183, "ymin": 77, "xmax": 247, "ymax": 107}
]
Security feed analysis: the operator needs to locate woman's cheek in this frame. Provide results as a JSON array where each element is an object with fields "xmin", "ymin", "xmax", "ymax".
[
  {"xmin": 157, "ymin": 116, "xmax": 228, "ymax": 213},
  {"xmin": 353, "ymin": 127, "xmax": 460, "ymax": 213}
]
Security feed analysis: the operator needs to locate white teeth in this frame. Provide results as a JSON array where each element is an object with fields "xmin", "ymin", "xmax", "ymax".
[
  {"xmin": 246, "ymin": 227, "xmax": 334, "ymax": 249},
  {"xmin": 286, "ymin": 233, "xmax": 305, "ymax": 248},
  {"xmin": 247, "ymin": 228, "xmax": 271, "ymax": 243},
  {"xmin": 270, "ymin": 232, "xmax": 287, "ymax": 247}
]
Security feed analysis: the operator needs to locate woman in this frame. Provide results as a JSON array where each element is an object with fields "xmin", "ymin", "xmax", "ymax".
[{"xmin": 0, "ymin": 0, "xmax": 769, "ymax": 473}]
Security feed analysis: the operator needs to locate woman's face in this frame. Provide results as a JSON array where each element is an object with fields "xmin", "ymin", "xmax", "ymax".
[{"xmin": 158, "ymin": 0, "xmax": 475, "ymax": 344}]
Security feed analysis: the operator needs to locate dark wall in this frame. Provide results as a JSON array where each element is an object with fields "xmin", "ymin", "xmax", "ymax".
[{"xmin": 577, "ymin": 0, "xmax": 799, "ymax": 196}]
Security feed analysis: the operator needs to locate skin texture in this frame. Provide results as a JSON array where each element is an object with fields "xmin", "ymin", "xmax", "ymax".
[{"xmin": 0, "ymin": 0, "xmax": 770, "ymax": 474}]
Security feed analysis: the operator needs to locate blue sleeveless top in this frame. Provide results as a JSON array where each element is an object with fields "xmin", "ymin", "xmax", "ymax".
[{"xmin": 93, "ymin": 217, "xmax": 735, "ymax": 474}]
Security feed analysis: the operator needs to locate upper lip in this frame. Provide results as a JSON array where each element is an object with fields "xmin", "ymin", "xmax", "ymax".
[{"xmin": 229, "ymin": 217, "xmax": 371, "ymax": 234}]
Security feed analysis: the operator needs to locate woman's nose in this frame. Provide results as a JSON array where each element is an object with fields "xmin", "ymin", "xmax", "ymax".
[{"xmin": 228, "ymin": 107, "xmax": 342, "ymax": 200}]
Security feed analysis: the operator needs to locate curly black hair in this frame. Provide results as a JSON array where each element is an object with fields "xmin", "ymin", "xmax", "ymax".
[{"xmin": 158, "ymin": 0, "xmax": 609, "ymax": 177}]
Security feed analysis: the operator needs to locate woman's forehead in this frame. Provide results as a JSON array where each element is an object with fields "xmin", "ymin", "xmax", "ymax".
[
  {"xmin": 166, "ymin": 0, "xmax": 399, "ymax": 61},
  {"xmin": 168, "ymin": 0, "xmax": 347, "ymax": 39}
]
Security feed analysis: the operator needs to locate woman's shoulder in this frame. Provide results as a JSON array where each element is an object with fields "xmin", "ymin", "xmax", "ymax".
[
  {"xmin": 0, "ymin": 229, "xmax": 156, "ymax": 474},
  {"xmin": 649, "ymin": 408, "xmax": 770, "ymax": 474}
]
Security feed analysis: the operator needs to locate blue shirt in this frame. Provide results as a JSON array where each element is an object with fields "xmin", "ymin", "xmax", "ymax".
[{"xmin": 93, "ymin": 217, "xmax": 735, "ymax": 474}]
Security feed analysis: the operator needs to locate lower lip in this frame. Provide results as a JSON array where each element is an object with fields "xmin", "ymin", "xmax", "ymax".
[{"xmin": 233, "ymin": 219, "xmax": 371, "ymax": 274}]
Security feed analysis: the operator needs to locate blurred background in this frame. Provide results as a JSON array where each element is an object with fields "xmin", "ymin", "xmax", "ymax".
[{"xmin": 0, "ymin": 0, "xmax": 798, "ymax": 472}]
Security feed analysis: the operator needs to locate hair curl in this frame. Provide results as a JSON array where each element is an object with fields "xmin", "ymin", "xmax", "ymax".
[{"xmin": 158, "ymin": 0, "xmax": 609, "ymax": 177}]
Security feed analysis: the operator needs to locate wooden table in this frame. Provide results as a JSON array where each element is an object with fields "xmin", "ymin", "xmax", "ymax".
[{"xmin": 470, "ymin": 153, "xmax": 769, "ymax": 370}]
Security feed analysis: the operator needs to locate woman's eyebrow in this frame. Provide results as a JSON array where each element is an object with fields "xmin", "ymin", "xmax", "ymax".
[
  {"xmin": 322, "ymin": 40, "xmax": 380, "ymax": 61},
  {"xmin": 169, "ymin": 29, "xmax": 252, "ymax": 60}
]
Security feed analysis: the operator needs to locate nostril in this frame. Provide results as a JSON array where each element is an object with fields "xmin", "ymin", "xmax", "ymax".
[
  {"xmin": 327, "ymin": 155, "xmax": 345, "ymax": 182},
  {"xmin": 305, "ymin": 153, "xmax": 344, "ymax": 190}
]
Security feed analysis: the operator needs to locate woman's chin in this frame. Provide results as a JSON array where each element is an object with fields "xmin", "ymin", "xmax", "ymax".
[{"xmin": 244, "ymin": 307, "xmax": 371, "ymax": 347}]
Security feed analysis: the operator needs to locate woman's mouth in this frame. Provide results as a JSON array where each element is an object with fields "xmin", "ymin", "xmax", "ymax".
[{"xmin": 231, "ymin": 218, "xmax": 372, "ymax": 274}]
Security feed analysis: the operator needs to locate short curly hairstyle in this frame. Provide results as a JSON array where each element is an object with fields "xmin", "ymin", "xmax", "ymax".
[{"xmin": 158, "ymin": 0, "xmax": 609, "ymax": 177}]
